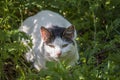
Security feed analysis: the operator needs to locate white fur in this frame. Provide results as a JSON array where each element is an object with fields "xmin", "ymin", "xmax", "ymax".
[{"xmin": 19, "ymin": 10, "xmax": 79, "ymax": 71}]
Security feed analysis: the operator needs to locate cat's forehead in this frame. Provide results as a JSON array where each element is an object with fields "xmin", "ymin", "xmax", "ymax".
[
  {"xmin": 48, "ymin": 26, "xmax": 66, "ymax": 38},
  {"xmin": 53, "ymin": 38, "xmax": 67, "ymax": 45},
  {"xmin": 53, "ymin": 37, "xmax": 75, "ymax": 46},
  {"xmin": 44, "ymin": 25, "xmax": 74, "ymax": 44}
]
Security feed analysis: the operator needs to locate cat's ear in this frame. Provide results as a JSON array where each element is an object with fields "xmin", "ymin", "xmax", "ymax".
[
  {"xmin": 63, "ymin": 25, "xmax": 75, "ymax": 40},
  {"xmin": 40, "ymin": 26, "xmax": 51, "ymax": 42}
]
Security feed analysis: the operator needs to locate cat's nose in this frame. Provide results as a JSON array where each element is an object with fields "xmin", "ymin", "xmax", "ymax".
[{"xmin": 57, "ymin": 52, "xmax": 61, "ymax": 57}]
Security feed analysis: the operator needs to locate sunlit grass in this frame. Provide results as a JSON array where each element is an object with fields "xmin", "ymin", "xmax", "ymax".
[{"xmin": 0, "ymin": 0, "xmax": 120, "ymax": 80}]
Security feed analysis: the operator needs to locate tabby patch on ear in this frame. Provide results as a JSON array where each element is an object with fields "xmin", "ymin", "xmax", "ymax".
[
  {"xmin": 40, "ymin": 26, "xmax": 52, "ymax": 43},
  {"xmin": 63, "ymin": 25, "xmax": 75, "ymax": 40}
]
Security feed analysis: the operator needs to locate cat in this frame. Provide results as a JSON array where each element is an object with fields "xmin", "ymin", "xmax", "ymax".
[{"xmin": 19, "ymin": 10, "xmax": 79, "ymax": 71}]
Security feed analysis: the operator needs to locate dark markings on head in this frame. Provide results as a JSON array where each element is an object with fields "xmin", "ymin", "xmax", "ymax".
[
  {"xmin": 44, "ymin": 25, "xmax": 74, "ymax": 45},
  {"xmin": 48, "ymin": 26, "xmax": 66, "ymax": 38}
]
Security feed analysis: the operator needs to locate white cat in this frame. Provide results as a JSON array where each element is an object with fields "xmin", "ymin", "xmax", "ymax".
[{"xmin": 19, "ymin": 10, "xmax": 79, "ymax": 71}]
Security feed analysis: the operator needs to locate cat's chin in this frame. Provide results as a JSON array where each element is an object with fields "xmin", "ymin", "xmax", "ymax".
[
  {"xmin": 45, "ymin": 56, "xmax": 60, "ymax": 62},
  {"xmin": 53, "ymin": 56, "xmax": 66, "ymax": 62},
  {"xmin": 46, "ymin": 53, "xmax": 69, "ymax": 62}
]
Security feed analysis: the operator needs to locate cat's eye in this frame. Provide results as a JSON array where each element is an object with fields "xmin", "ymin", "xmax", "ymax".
[
  {"xmin": 48, "ymin": 44, "xmax": 55, "ymax": 48},
  {"xmin": 62, "ymin": 44, "xmax": 68, "ymax": 48}
]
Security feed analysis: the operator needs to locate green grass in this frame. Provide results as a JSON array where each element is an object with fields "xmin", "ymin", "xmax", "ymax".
[{"xmin": 0, "ymin": 0, "xmax": 120, "ymax": 80}]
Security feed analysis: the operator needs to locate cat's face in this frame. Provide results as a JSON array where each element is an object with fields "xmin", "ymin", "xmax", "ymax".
[{"xmin": 40, "ymin": 25, "xmax": 76, "ymax": 61}]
